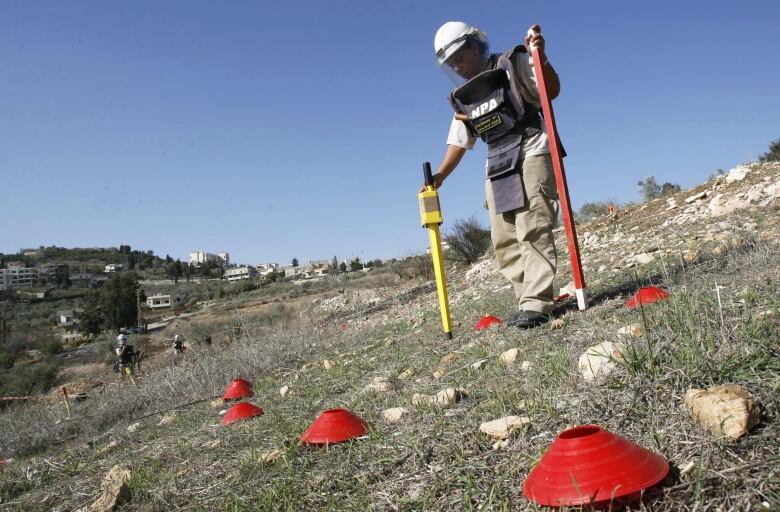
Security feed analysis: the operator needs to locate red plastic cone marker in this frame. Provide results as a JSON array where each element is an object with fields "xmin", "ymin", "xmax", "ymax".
[
  {"xmin": 300, "ymin": 408, "xmax": 368, "ymax": 445},
  {"xmin": 523, "ymin": 425, "xmax": 669, "ymax": 507},
  {"xmin": 626, "ymin": 286, "xmax": 670, "ymax": 309},
  {"xmin": 220, "ymin": 402, "xmax": 264, "ymax": 427},
  {"xmin": 223, "ymin": 378, "xmax": 254, "ymax": 400},
  {"xmin": 475, "ymin": 315, "xmax": 503, "ymax": 330}
]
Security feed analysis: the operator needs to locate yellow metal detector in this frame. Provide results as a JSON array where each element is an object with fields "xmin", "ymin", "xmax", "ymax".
[{"xmin": 418, "ymin": 162, "xmax": 453, "ymax": 339}]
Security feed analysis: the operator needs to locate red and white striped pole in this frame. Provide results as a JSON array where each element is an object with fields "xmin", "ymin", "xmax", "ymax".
[{"xmin": 528, "ymin": 29, "xmax": 588, "ymax": 310}]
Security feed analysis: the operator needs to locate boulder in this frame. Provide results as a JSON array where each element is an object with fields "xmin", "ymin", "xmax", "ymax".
[
  {"xmin": 87, "ymin": 465, "xmax": 131, "ymax": 512},
  {"xmin": 578, "ymin": 341, "xmax": 626, "ymax": 382},
  {"xmin": 479, "ymin": 416, "xmax": 531, "ymax": 440},
  {"xmin": 684, "ymin": 384, "xmax": 761, "ymax": 439}
]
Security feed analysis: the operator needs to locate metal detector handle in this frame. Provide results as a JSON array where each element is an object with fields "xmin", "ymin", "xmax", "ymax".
[{"xmin": 423, "ymin": 162, "xmax": 433, "ymax": 187}]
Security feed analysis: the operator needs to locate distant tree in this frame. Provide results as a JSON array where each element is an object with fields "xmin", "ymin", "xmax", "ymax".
[
  {"xmin": 331, "ymin": 255, "xmax": 338, "ymax": 269},
  {"xmin": 350, "ymin": 258, "xmax": 362, "ymax": 272},
  {"xmin": 660, "ymin": 182, "xmax": 681, "ymax": 195},
  {"xmin": 637, "ymin": 176, "xmax": 680, "ymax": 202},
  {"xmin": 339, "ymin": 262, "xmax": 347, "ymax": 272},
  {"xmin": 291, "ymin": 258, "xmax": 299, "ymax": 268},
  {"xmin": 443, "ymin": 215, "xmax": 492, "ymax": 264},
  {"xmin": 577, "ymin": 201, "xmax": 612, "ymax": 222},
  {"xmin": 759, "ymin": 138, "xmax": 780, "ymax": 162}
]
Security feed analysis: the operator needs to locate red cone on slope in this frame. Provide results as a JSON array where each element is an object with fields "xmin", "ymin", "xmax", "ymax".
[
  {"xmin": 220, "ymin": 402, "xmax": 264, "ymax": 427},
  {"xmin": 475, "ymin": 315, "xmax": 503, "ymax": 330},
  {"xmin": 626, "ymin": 286, "xmax": 670, "ymax": 308},
  {"xmin": 223, "ymin": 378, "xmax": 254, "ymax": 400},
  {"xmin": 523, "ymin": 425, "xmax": 669, "ymax": 508},
  {"xmin": 300, "ymin": 408, "xmax": 368, "ymax": 445}
]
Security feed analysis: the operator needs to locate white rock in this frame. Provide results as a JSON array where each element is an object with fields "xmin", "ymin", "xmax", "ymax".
[
  {"xmin": 479, "ymin": 416, "xmax": 531, "ymax": 439},
  {"xmin": 471, "ymin": 359, "xmax": 488, "ymax": 370},
  {"xmin": 633, "ymin": 252, "xmax": 654, "ymax": 264},
  {"xmin": 617, "ymin": 323, "xmax": 643, "ymax": 337},
  {"xmin": 465, "ymin": 259, "xmax": 497, "ymax": 281},
  {"xmin": 725, "ymin": 165, "xmax": 750, "ymax": 183},
  {"xmin": 412, "ymin": 393, "xmax": 435, "ymax": 406},
  {"xmin": 87, "ymin": 465, "xmax": 131, "ymax": 512},
  {"xmin": 323, "ymin": 360, "xmax": 336, "ymax": 370},
  {"xmin": 363, "ymin": 376, "xmax": 393, "ymax": 393},
  {"xmin": 500, "ymin": 348, "xmax": 519, "ymax": 365},
  {"xmin": 684, "ymin": 191, "xmax": 708, "ymax": 203},
  {"xmin": 684, "ymin": 384, "xmax": 761, "ymax": 439},
  {"xmin": 578, "ymin": 341, "xmax": 626, "ymax": 382},
  {"xmin": 126, "ymin": 422, "xmax": 141, "ymax": 433},
  {"xmin": 520, "ymin": 361, "xmax": 533, "ymax": 371},
  {"xmin": 279, "ymin": 385, "xmax": 290, "ymax": 397},
  {"xmin": 435, "ymin": 387, "xmax": 465, "ymax": 407},
  {"xmin": 383, "ymin": 407, "xmax": 409, "ymax": 423}
]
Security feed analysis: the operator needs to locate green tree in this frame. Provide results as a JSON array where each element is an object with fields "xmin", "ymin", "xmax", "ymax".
[
  {"xmin": 577, "ymin": 201, "xmax": 612, "ymax": 221},
  {"xmin": 759, "ymin": 138, "xmax": 780, "ymax": 162},
  {"xmin": 291, "ymin": 258, "xmax": 299, "ymax": 267},
  {"xmin": 339, "ymin": 261, "xmax": 347, "ymax": 272},
  {"xmin": 638, "ymin": 176, "xmax": 680, "ymax": 202},
  {"xmin": 98, "ymin": 271, "xmax": 139, "ymax": 331},
  {"xmin": 331, "ymin": 255, "xmax": 338, "ymax": 270}
]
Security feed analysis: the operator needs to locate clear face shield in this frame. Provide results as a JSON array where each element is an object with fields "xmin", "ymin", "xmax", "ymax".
[{"xmin": 436, "ymin": 34, "xmax": 490, "ymax": 87}]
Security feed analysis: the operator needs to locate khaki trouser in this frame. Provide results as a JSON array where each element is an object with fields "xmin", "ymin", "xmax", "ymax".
[{"xmin": 485, "ymin": 153, "xmax": 558, "ymax": 314}]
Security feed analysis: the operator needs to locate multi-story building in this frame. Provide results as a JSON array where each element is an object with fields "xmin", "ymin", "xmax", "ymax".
[
  {"xmin": 0, "ymin": 267, "xmax": 39, "ymax": 290},
  {"xmin": 226, "ymin": 266, "xmax": 257, "ymax": 282},
  {"xmin": 57, "ymin": 309, "xmax": 83, "ymax": 342},
  {"xmin": 255, "ymin": 263, "xmax": 279, "ymax": 276},
  {"xmin": 189, "ymin": 250, "xmax": 230, "ymax": 266},
  {"xmin": 105, "ymin": 263, "xmax": 124, "ymax": 273}
]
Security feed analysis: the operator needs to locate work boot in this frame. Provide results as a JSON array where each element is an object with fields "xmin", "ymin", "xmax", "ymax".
[{"xmin": 506, "ymin": 310, "xmax": 549, "ymax": 329}]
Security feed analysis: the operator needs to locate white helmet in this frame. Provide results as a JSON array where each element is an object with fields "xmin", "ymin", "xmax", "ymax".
[
  {"xmin": 434, "ymin": 21, "xmax": 488, "ymax": 66},
  {"xmin": 116, "ymin": 334, "xmax": 128, "ymax": 346},
  {"xmin": 174, "ymin": 335, "xmax": 180, "ymax": 341}
]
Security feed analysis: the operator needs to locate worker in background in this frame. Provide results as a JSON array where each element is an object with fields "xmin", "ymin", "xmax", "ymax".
[
  {"xmin": 115, "ymin": 333, "xmax": 137, "ymax": 384},
  {"xmin": 172, "ymin": 334, "xmax": 184, "ymax": 355},
  {"xmin": 426, "ymin": 21, "xmax": 561, "ymax": 328}
]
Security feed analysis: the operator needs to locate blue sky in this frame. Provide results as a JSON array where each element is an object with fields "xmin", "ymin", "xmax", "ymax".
[{"xmin": 1, "ymin": 1, "xmax": 778, "ymax": 265}]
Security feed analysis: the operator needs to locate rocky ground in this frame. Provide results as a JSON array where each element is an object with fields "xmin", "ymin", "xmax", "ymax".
[{"xmin": 0, "ymin": 162, "xmax": 778, "ymax": 511}]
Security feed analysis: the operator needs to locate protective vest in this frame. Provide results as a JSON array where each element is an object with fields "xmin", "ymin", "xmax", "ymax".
[
  {"xmin": 448, "ymin": 46, "xmax": 542, "ymax": 213},
  {"xmin": 118, "ymin": 345, "xmax": 134, "ymax": 364}
]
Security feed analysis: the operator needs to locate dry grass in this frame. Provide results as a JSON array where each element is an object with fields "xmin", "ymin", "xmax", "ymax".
[{"xmin": 0, "ymin": 238, "xmax": 778, "ymax": 511}]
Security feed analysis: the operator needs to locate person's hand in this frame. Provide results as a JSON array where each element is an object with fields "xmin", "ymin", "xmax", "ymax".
[
  {"xmin": 524, "ymin": 24, "xmax": 545, "ymax": 52},
  {"xmin": 418, "ymin": 173, "xmax": 446, "ymax": 193}
]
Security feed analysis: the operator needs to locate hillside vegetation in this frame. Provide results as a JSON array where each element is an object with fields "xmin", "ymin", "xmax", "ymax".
[{"xmin": 0, "ymin": 162, "xmax": 778, "ymax": 511}]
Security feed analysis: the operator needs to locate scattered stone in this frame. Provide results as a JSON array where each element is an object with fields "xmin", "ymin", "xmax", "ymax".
[
  {"xmin": 549, "ymin": 318, "xmax": 566, "ymax": 330},
  {"xmin": 618, "ymin": 323, "xmax": 643, "ymax": 337},
  {"xmin": 500, "ymin": 348, "xmax": 519, "ymax": 365},
  {"xmin": 685, "ymin": 191, "xmax": 709, "ymax": 203},
  {"xmin": 633, "ymin": 252, "xmax": 654, "ymax": 264},
  {"xmin": 520, "ymin": 361, "xmax": 533, "ymax": 371},
  {"xmin": 432, "ymin": 367, "xmax": 446, "ymax": 379},
  {"xmin": 97, "ymin": 441, "xmax": 119, "ymax": 455},
  {"xmin": 382, "ymin": 407, "xmax": 409, "ymax": 423},
  {"xmin": 578, "ymin": 341, "xmax": 627, "ymax": 382},
  {"xmin": 683, "ymin": 249, "xmax": 701, "ymax": 263},
  {"xmin": 397, "ymin": 368, "xmax": 415, "ymax": 380},
  {"xmin": 363, "ymin": 376, "xmax": 393, "ymax": 393},
  {"xmin": 439, "ymin": 353, "xmax": 458, "ymax": 365},
  {"xmin": 279, "ymin": 385, "xmax": 290, "ymax": 397},
  {"xmin": 479, "ymin": 416, "xmax": 531, "ymax": 439},
  {"xmin": 412, "ymin": 393, "xmax": 435, "ymax": 406},
  {"xmin": 471, "ymin": 359, "xmax": 488, "ymax": 370},
  {"xmin": 126, "ymin": 422, "xmax": 141, "ymax": 433},
  {"xmin": 157, "ymin": 413, "xmax": 176, "ymax": 426},
  {"xmin": 87, "ymin": 464, "xmax": 131, "ymax": 512},
  {"xmin": 323, "ymin": 360, "xmax": 336, "ymax": 370},
  {"xmin": 259, "ymin": 449, "xmax": 284, "ymax": 463},
  {"xmin": 684, "ymin": 384, "xmax": 761, "ymax": 440},
  {"xmin": 465, "ymin": 259, "xmax": 497, "ymax": 281},
  {"xmin": 492, "ymin": 439, "xmax": 510, "ymax": 450},
  {"xmin": 435, "ymin": 387, "xmax": 465, "ymax": 407},
  {"xmin": 755, "ymin": 310, "xmax": 774, "ymax": 320},
  {"xmin": 559, "ymin": 282, "xmax": 576, "ymax": 297}
]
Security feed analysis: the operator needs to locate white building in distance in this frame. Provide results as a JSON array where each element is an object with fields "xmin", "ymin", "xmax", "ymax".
[
  {"xmin": 226, "ymin": 266, "xmax": 256, "ymax": 281},
  {"xmin": 189, "ymin": 250, "xmax": 229, "ymax": 266}
]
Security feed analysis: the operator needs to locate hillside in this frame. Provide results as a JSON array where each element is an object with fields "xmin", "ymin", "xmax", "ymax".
[{"xmin": 0, "ymin": 162, "xmax": 778, "ymax": 511}]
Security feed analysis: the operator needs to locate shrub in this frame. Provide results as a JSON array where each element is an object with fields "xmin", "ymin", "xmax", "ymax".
[
  {"xmin": 759, "ymin": 138, "xmax": 780, "ymax": 162},
  {"xmin": 443, "ymin": 215, "xmax": 491, "ymax": 264},
  {"xmin": 577, "ymin": 201, "xmax": 612, "ymax": 222}
]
